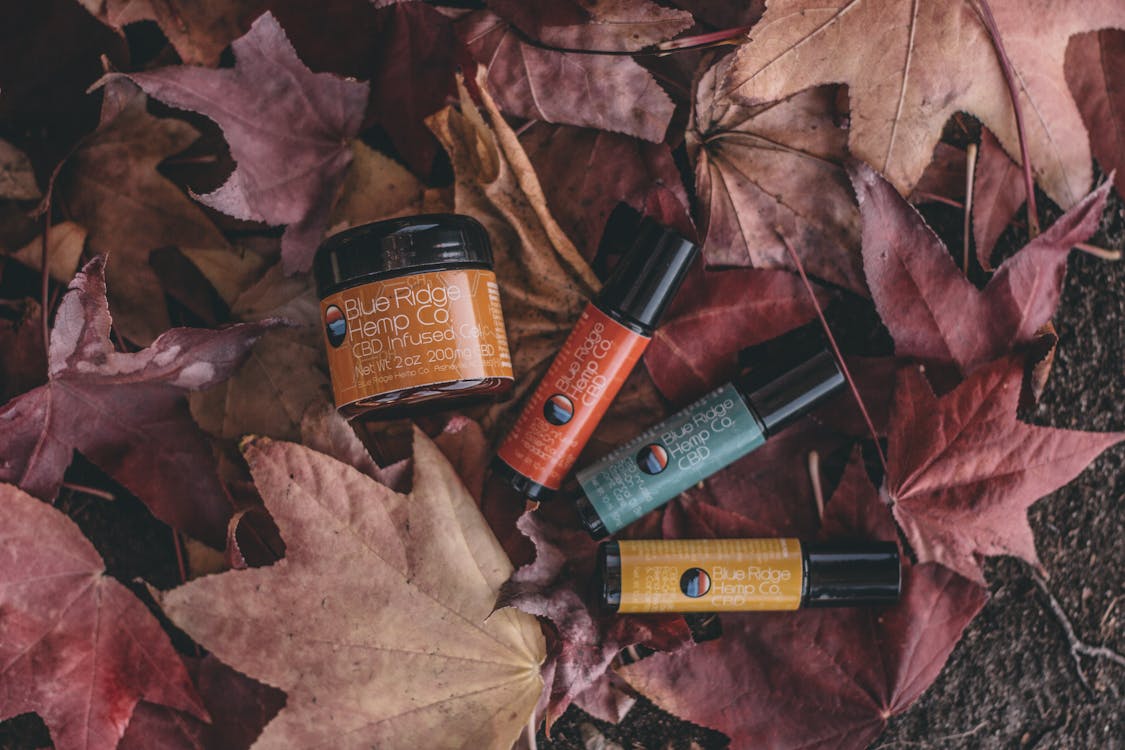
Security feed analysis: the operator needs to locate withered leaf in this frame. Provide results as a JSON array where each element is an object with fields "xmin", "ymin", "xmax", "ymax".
[
  {"xmin": 724, "ymin": 0, "xmax": 1125, "ymax": 208},
  {"xmin": 853, "ymin": 162, "xmax": 1109, "ymax": 375},
  {"xmin": 886, "ymin": 358, "xmax": 1124, "ymax": 583},
  {"xmin": 691, "ymin": 57, "xmax": 862, "ymax": 292},
  {"xmin": 972, "ymin": 128, "xmax": 1026, "ymax": 270},
  {"xmin": 156, "ymin": 430, "xmax": 545, "ymax": 749},
  {"xmin": 487, "ymin": 0, "xmax": 693, "ymax": 52},
  {"xmin": 126, "ymin": 12, "xmax": 369, "ymax": 273},
  {"xmin": 458, "ymin": 10, "xmax": 676, "ymax": 143},
  {"xmin": 623, "ymin": 453, "xmax": 988, "ymax": 749},
  {"xmin": 1066, "ymin": 28, "xmax": 1125, "ymax": 197},
  {"xmin": 0, "ymin": 483, "xmax": 206, "ymax": 750},
  {"xmin": 9, "ymin": 221, "xmax": 87, "ymax": 283},
  {"xmin": 0, "ymin": 257, "xmax": 279, "ymax": 545},
  {"xmin": 0, "ymin": 138, "xmax": 39, "ymax": 199}
]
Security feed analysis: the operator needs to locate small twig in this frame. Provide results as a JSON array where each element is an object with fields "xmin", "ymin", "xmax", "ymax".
[
  {"xmin": 874, "ymin": 720, "xmax": 987, "ymax": 748},
  {"xmin": 975, "ymin": 0, "xmax": 1039, "ymax": 238},
  {"xmin": 963, "ymin": 142, "xmax": 978, "ymax": 274},
  {"xmin": 40, "ymin": 201, "xmax": 52, "ymax": 354},
  {"xmin": 652, "ymin": 24, "xmax": 754, "ymax": 53},
  {"xmin": 775, "ymin": 229, "xmax": 889, "ymax": 473},
  {"xmin": 60, "ymin": 482, "xmax": 115, "ymax": 502},
  {"xmin": 172, "ymin": 529, "xmax": 189, "ymax": 584},
  {"xmin": 1032, "ymin": 571, "xmax": 1125, "ymax": 690},
  {"xmin": 808, "ymin": 451, "xmax": 824, "ymax": 523},
  {"xmin": 1074, "ymin": 242, "xmax": 1122, "ymax": 261},
  {"xmin": 913, "ymin": 191, "xmax": 965, "ymax": 209}
]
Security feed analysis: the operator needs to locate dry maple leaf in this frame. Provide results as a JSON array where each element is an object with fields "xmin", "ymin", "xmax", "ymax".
[
  {"xmin": 724, "ymin": 0, "xmax": 1125, "ymax": 209},
  {"xmin": 853, "ymin": 162, "xmax": 1110, "ymax": 376},
  {"xmin": 973, "ymin": 128, "xmax": 1026, "ymax": 270},
  {"xmin": 155, "ymin": 429, "xmax": 545, "ymax": 749},
  {"xmin": 0, "ymin": 483, "xmax": 207, "ymax": 750},
  {"xmin": 427, "ymin": 76, "xmax": 600, "ymax": 432},
  {"xmin": 1066, "ymin": 28, "xmax": 1125, "ymax": 197},
  {"xmin": 886, "ymin": 358, "xmax": 1124, "ymax": 584},
  {"xmin": 0, "ymin": 138, "xmax": 39, "ymax": 199},
  {"xmin": 0, "ymin": 300, "xmax": 46, "ymax": 403},
  {"xmin": 691, "ymin": 56, "xmax": 863, "ymax": 292},
  {"xmin": 622, "ymin": 453, "xmax": 988, "ymax": 749},
  {"xmin": 119, "ymin": 655, "xmax": 285, "ymax": 750},
  {"xmin": 125, "ymin": 12, "xmax": 369, "ymax": 273},
  {"xmin": 61, "ymin": 83, "xmax": 261, "ymax": 344},
  {"xmin": 520, "ymin": 123, "xmax": 691, "ymax": 261},
  {"xmin": 487, "ymin": 0, "xmax": 693, "ymax": 51},
  {"xmin": 76, "ymin": 0, "xmax": 263, "ymax": 65},
  {"xmin": 0, "ymin": 256, "xmax": 281, "ymax": 546},
  {"xmin": 458, "ymin": 10, "xmax": 676, "ymax": 143},
  {"xmin": 644, "ymin": 262, "xmax": 828, "ymax": 403},
  {"xmin": 8, "ymin": 221, "xmax": 88, "ymax": 284},
  {"xmin": 497, "ymin": 512, "xmax": 692, "ymax": 728}
]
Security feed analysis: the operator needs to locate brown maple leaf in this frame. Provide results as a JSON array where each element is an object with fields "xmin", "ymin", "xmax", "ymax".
[
  {"xmin": 487, "ymin": 0, "xmax": 693, "ymax": 51},
  {"xmin": 155, "ymin": 429, "xmax": 545, "ymax": 749},
  {"xmin": 458, "ymin": 10, "xmax": 676, "ymax": 143},
  {"xmin": 853, "ymin": 162, "xmax": 1110, "ymax": 376},
  {"xmin": 0, "ymin": 483, "xmax": 207, "ymax": 750},
  {"xmin": 886, "ymin": 358, "xmax": 1124, "ymax": 583},
  {"xmin": 76, "ymin": 0, "xmax": 263, "ymax": 65},
  {"xmin": 125, "ymin": 12, "xmax": 370, "ymax": 273},
  {"xmin": 691, "ymin": 55, "xmax": 862, "ymax": 291},
  {"xmin": 1066, "ymin": 28, "xmax": 1125, "ymax": 197},
  {"xmin": 973, "ymin": 128, "xmax": 1027, "ymax": 270},
  {"xmin": 622, "ymin": 452, "xmax": 988, "ymax": 749},
  {"xmin": 0, "ymin": 257, "xmax": 281, "ymax": 545},
  {"xmin": 724, "ymin": 0, "xmax": 1125, "ymax": 209},
  {"xmin": 61, "ymin": 83, "xmax": 261, "ymax": 344}
]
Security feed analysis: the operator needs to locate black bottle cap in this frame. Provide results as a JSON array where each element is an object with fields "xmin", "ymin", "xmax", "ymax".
[
  {"xmin": 314, "ymin": 214, "xmax": 492, "ymax": 297},
  {"xmin": 596, "ymin": 218, "xmax": 698, "ymax": 333},
  {"xmin": 803, "ymin": 542, "xmax": 901, "ymax": 607},
  {"xmin": 736, "ymin": 322, "xmax": 845, "ymax": 436}
]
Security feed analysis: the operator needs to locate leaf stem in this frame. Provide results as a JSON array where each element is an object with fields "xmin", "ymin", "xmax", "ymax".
[
  {"xmin": 975, "ymin": 0, "xmax": 1040, "ymax": 238},
  {"xmin": 60, "ymin": 482, "xmax": 115, "ymax": 502},
  {"xmin": 774, "ymin": 229, "xmax": 889, "ymax": 473},
  {"xmin": 963, "ymin": 142, "xmax": 978, "ymax": 274},
  {"xmin": 1074, "ymin": 242, "xmax": 1122, "ymax": 261},
  {"xmin": 40, "ymin": 202, "xmax": 51, "ymax": 355}
]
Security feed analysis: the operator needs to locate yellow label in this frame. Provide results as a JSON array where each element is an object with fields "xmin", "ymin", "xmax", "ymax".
[
  {"xmin": 321, "ymin": 268, "xmax": 512, "ymax": 408},
  {"xmin": 616, "ymin": 539, "xmax": 804, "ymax": 613}
]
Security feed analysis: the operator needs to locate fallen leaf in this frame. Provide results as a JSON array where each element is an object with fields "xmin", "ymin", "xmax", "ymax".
[
  {"xmin": 0, "ymin": 138, "xmax": 39, "ymax": 199},
  {"xmin": 723, "ymin": 0, "xmax": 1125, "ymax": 209},
  {"xmin": 119, "ymin": 655, "xmax": 286, "ymax": 750},
  {"xmin": 644, "ymin": 262, "xmax": 827, "ymax": 403},
  {"xmin": 973, "ymin": 128, "xmax": 1026, "ymax": 270},
  {"xmin": 886, "ymin": 358, "xmax": 1124, "ymax": 583},
  {"xmin": 521, "ymin": 123, "xmax": 691, "ymax": 261},
  {"xmin": 0, "ymin": 482, "xmax": 206, "ymax": 750},
  {"xmin": 60, "ymin": 84, "xmax": 261, "ymax": 344},
  {"xmin": 190, "ymin": 264, "xmax": 329, "ymax": 442},
  {"xmin": 125, "ymin": 12, "xmax": 370, "ymax": 273},
  {"xmin": 326, "ymin": 141, "xmax": 437, "ymax": 235},
  {"xmin": 1066, "ymin": 28, "xmax": 1125, "ymax": 197},
  {"xmin": 853, "ymin": 162, "xmax": 1110, "ymax": 376},
  {"xmin": 155, "ymin": 429, "xmax": 545, "ymax": 749},
  {"xmin": 75, "ymin": 0, "xmax": 264, "ymax": 65},
  {"xmin": 458, "ymin": 10, "xmax": 676, "ymax": 143},
  {"xmin": 622, "ymin": 453, "xmax": 988, "ymax": 749},
  {"xmin": 691, "ymin": 56, "xmax": 863, "ymax": 292},
  {"xmin": 0, "ymin": 300, "xmax": 46, "ymax": 403},
  {"xmin": 497, "ymin": 512, "xmax": 692, "ymax": 728},
  {"xmin": 487, "ymin": 0, "xmax": 693, "ymax": 52},
  {"xmin": 666, "ymin": 0, "xmax": 764, "ymax": 29},
  {"xmin": 427, "ymin": 75, "xmax": 600, "ymax": 432},
  {"xmin": 910, "ymin": 142, "xmax": 967, "ymax": 205},
  {"xmin": 0, "ymin": 256, "xmax": 280, "ymax": 545},
  {"xmin": 9, "ymin": 221, "xmax": 87, "ymax": 283}
]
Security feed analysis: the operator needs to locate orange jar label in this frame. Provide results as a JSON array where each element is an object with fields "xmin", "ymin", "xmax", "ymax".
[
  {"xmin": 496, "ymin": 304, "xmax": 649, "ymax": 491},
  {"xmin": 616, "ymin": 539, "xmax": 804, "ymax": 613},
  {"xmin": 320, "ymin": 268, "xmax": 512, "ymax": 409}
]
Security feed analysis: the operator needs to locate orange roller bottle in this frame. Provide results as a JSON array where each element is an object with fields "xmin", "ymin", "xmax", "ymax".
[{"xmin": 493, "ymin": 219, "xmax": 698, "ymax": 500}]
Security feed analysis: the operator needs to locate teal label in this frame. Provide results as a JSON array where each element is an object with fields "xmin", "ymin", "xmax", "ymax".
[{"xmin": 577, "ymin": 382, "xmax": 766, "ymax": 534}]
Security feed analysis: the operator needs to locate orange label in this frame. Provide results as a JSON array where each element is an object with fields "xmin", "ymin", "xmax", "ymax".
[
  {"xmin": 321, "ymin": 268, "xmax": 512, "ymax": 409},
  {"xmin": 496, "ymin": 304, "xmax": 649, "ymax": 490},
  {"xmin": 616, "ymin": 539, "xmax": 804, "ymax": 613}
]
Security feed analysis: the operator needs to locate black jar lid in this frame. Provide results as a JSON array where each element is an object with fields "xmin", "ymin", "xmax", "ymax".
[
  {"xmin": 597, "ymin": 218, "xmax": 699, "ymax": 332},
  {"xmin": 314, "ymin": 214, "xmax": 493, "ymax": 297}
]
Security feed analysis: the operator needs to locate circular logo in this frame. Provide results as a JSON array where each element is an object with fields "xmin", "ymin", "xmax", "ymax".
[
  {"xmin": 636, "ymin": 443, "xmax": 669, "ymax": 475},
  {"xmin": 543, "ymin": 394, "xmax": 574, "ymax": 426},
  {"xmin": 324, "ymin": 305, "xmax": 347, "ymax": 348},
  {"xmin": 680, "ymin": 568, "xmax": 711, "ymax": 598}
]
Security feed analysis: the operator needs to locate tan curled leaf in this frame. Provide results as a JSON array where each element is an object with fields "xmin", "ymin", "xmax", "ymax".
[
  {"xmin": 327, "ymin": 141, "xmax": 441, "ymax": 236},
  {"xmin": 9, "ymin": 221, "xmax": 87, "ymax": 282},
  {"xmin": 156, "ymin": 429, "xmax": 545, "ymax": 750}
]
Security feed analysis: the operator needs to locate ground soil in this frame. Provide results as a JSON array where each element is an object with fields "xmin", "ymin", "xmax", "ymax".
[{"xmin": 1, "ymin": 187, "xmax": 1121, "ymax": 750}]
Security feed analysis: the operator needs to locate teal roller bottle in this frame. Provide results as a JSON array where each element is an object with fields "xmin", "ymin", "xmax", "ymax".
[{"xmin": 572, "ymin": 324, "xmax": 845, "ymax": 539}]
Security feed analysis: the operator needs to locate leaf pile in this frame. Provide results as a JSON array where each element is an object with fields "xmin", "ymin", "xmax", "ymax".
[{"xmin": 0, "ymin": 3, "xmax": 1122, "ymax": 749}]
